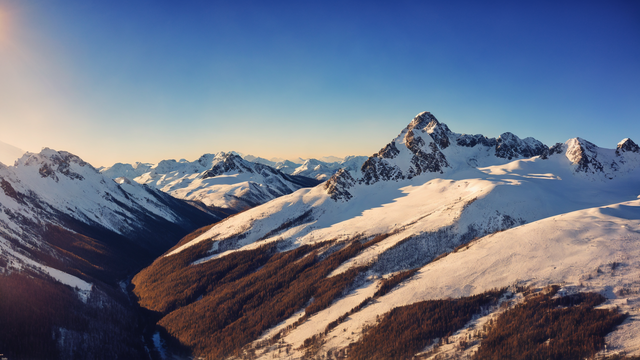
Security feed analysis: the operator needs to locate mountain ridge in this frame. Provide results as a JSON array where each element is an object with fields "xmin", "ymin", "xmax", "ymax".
[
  {"xmin": 131, "ymin": 111, "xmax": 640, "ymax": 359},
  {"xmin": 101, "ymin": 151, "xmax": 323, "ymax": 211}
]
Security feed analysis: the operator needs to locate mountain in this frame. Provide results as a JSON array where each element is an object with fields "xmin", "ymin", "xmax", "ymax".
[
  {"xmin": 250, "ymin": 156, "xmax": 369, "ymax": 181},
  {"xmin": 243, "ymin": 155, "xmax": 277, "ymax": 167},
  {"xmin": 290, "ymin": 156, "xmax": 369, "ymax": 181},
  {"xmin": 101, "ymin": 152, "xmax": 322, "ymax": 211},
  {"xmin": 132, "ymin": 112, "xmax": 640, "ymax": 359},
  {"xmin": 274, "ymin": 159, "xmax": 300, "ymax": 174},
  {"xmin": 99, "ymin": 161, "xmax": 153, "ymax": 179},
  {"xmin": 0, "ymin": 148, "xmax": 220, "ymax": 359},
  {"xmin": 0, "ymin": 140, "xmax": 25, "ymax": 166}
]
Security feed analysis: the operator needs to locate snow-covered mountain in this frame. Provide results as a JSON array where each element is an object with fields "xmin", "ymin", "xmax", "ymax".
[
  {"xmin": 289, "ymin": 156, "xmax": 369, "ymax": 181},
  {"xmin": 132, "ymin": 112, "xmax": 640, "ymax": 359},
  {"xmin": 0, "ymin": 148, "xmax": 220, "ymax": 358},
  {"xmin": 101, "ymin": 152, "xmax": 322, "ymax": 211},
  {"xmin": 245, "ymin": 155, "xmax": 369, "ymax": 181}
]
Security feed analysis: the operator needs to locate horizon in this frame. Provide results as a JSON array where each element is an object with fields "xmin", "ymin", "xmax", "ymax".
[{"xmin": 1, "ymin": 1, "xmax": 639, "ymax": 167}]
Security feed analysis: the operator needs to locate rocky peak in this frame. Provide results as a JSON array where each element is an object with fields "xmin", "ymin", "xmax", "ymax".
[
  {"xmin": 324, "ymin": 168, "xmax": 356, "ymax": 202},
  {"xmin": 331, "ymin": 112, "xmax": 549, "ymax": 200},
  {"xmin": 616, "ymin": 138, "xmax": 640, "ymax": 155},
  {"xmin": 408, "ymin": 112, "xmax": 439, "ymax": 131},
  {"xmin": 408, "ymin": 112, "xmax": 452, "ymax": 150},
  {"xmin": 565, "ymin": 138, "xmax": 607, "ymax": 175},
  {"xmin": 495, "ymin": 132, "xmax": 546, "ymax": 160},
  {"xmin": 19, "ymin": 148, "xmax": 91, "ymax": 182},
  {"xmin": 202, "ymin": 153, "xmax": 255, "ymax": 179}
]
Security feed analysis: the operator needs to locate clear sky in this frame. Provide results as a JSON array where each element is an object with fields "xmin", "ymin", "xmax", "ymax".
[{"xmin": 0, "ymin": 0, "xmax": 638, "ymax": 167}]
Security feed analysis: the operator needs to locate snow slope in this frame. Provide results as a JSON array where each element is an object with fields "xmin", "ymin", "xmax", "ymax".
[{"xmin": 307, "ymin": 198, "xmax": 640, "ymax": 358}]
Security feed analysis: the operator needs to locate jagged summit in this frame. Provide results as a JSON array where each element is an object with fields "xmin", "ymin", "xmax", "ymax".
[
  {"xmin": 202, "ymin": 152, "xmax": 255, "ymax": 178},
  {"xmin": 617, "ymin": 138, "xmax": 640, "ymax": 155},
  {"xmin": 15, "ymin": 148, "xmax": 94, "ymax": 182},
  {"xmin": 558, "ymin": 137, "xmax": 640, "ymax": 179},
  {"xmin": 326, "ymin": 112, "xmax": 547, "ymax": 201}
]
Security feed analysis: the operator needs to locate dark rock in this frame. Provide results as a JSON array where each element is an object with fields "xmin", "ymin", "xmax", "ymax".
[{"xmin": 616, "ymin": 138, "xmax": 640, "ymax": 156}]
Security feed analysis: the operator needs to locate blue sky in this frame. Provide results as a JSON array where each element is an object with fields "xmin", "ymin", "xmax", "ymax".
[{"xmin": 0, "ymin": 0, "xmax": 638, "ymax": 166}]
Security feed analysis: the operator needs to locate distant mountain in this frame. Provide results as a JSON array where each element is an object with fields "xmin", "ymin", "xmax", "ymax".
[
  {"xmin": 319, "ymin": 155, "xmax": 344, "ymax": 163},
  {"xmin": 133, "ymin": 112, "xmax": 640, "ymax": 359},
  {"xmin": 99, "ymin": 161, "xmax": 153, "ymax": 179},
  {"xmin": 0, "ymin": 148, "xmax": 219, "ymax": 359},
  {"xmin": 0, "ymin": 140, "xmax": 25, "ymax": 166},
  {"xmin": 101, "ymin": 152, "xmax": 322, "ymax": 211},
  {"xmin": 246, "ymin": 155, "xmax": 369, "ymax": 181}
]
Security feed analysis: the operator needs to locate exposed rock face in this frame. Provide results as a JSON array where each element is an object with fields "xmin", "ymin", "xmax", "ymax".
[
  {"xmin": 457, "ymin": 134, "xmax": 496, "ymax": 148},
  {"xmin": 24, "ymin": 148, "xmax": 90, "ymax": 182},
  {"xmin": 202, "ymin": 153, "xmax": 255, "ymax": 178},
  {"xmin": 324, "ymin": 169, "xmax": 356, "ymax": 201},
  {"xmin": 378, "ymin": 141, "xmax": 400, "ymax": 159},
  {"xmin": 566, "ymin": 138, "xmax": 603, "ymax": 173},
  {"xmin": 494, "ymin": 133, "xmax": 546, "ymax": 160},
  {"xmin": 540, "ymin": 142, "xmax": 565, "ymax": 159},
  {"xmin": 616, "ymin": 138, "xmax": 640, "ymax": 155},
  {"xmin": 360, "ymin": 157, "xmax": 404, "ymax": 186},
  {"xmin": 421, "ymin": 114, "xmax": 451, "ymax": 150}
]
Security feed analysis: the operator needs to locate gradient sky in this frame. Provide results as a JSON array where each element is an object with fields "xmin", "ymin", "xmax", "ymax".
[{"xmin": 0, "ymin": 0, "xmax": 638, "ymax": 167}]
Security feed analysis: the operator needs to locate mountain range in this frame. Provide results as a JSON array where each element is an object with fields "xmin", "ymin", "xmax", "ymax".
[
  {"xmin": 1, "ymin": 112, "xmax": 640, "ymax": 359},
  {"xmin": 131, "ymin": 112, "xmax": 640, "ymax": 359},
  {"xmin": 100, "ymin": 152, "xmax": 324, "ymax": 211}
]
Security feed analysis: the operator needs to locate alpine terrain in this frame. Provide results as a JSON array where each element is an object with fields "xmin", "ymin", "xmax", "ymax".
[
  {"xmin": 133, "ymin": 112, "xmax": 640, "ymax": 359},
  {"xmin": 241, "ymin": 154, "xmax": 368, "ymax": 181},
  {"xmin": 101, "ymin": 152, "xmax": 322, "ymax": 211},
  {"xmin": 0, "ymin": 148, "xmax": 223, "ymax": 359}
]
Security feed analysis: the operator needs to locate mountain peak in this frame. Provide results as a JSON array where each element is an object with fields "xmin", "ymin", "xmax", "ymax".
[
  {"xmin": 328, "ymin": 112, "xmax": 550, "ymax": 200},
  {"xmin": 202, "ymin": 152, "xmax": 252, "ymax": 178},
  {"xmin": 616, "ymin": 138, "xmax": 640, "ymax": 155},
  {"xmin": 495, "ymin": 132, "xmax": 546, "ymax": 160},
  {"xmin": 17, "ymin": 148, "xmax": 92, "ymax": 182},
  {"xmin": 408, "ymin": 111, "xmax": 438, "ymax": 130}
]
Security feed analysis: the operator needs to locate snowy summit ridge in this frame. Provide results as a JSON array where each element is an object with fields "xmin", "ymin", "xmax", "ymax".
[{"xmin": 326, "ymin": 112, "xmax": 548, "ymax": 201}]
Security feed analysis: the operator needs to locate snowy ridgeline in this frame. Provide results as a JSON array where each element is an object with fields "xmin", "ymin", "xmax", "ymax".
[{"xmin": 100, "ymin": 152, "xmax": 328, "ymax": 211}]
